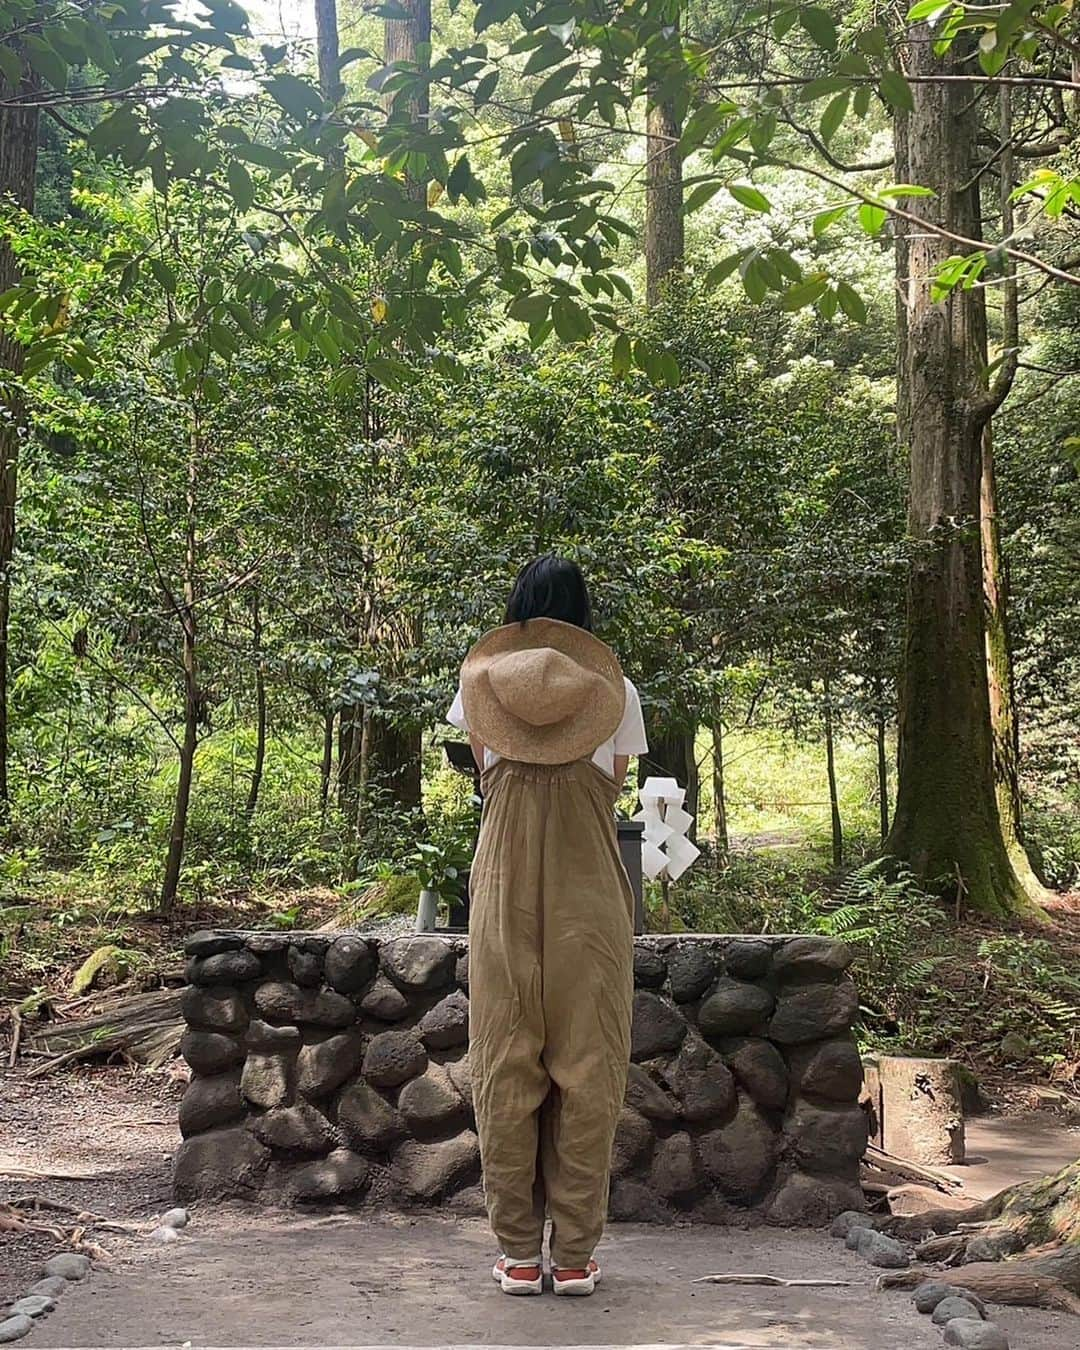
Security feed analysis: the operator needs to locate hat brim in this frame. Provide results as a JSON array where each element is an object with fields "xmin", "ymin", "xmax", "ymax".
[{"xmin": 460, "ymin": 619, "xmax": 625, "ymax": 766}]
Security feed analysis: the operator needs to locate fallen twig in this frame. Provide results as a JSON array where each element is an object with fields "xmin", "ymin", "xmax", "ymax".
[
  {"xmin": 693, "ymin": 1274, "xmax": 853, "ymax": 1287},
  {"xmin": 8, "ymin": 1007, "xmax": 22, "ymax": 1067},
  {"xmin": 865, "ymin": 1143, "xmax": 963, "ymax": 1192}
]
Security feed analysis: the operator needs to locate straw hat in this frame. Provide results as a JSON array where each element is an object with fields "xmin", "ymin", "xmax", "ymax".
[{"xmin": 460, "ymin": 618, "xmax": 625, "ymax": 765}]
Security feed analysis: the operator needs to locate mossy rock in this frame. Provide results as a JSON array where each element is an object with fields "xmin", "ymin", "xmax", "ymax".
[
  {"xmin": 70, "ymin": 944, "xmax": 131, "ymax": 996},
  {"xmin": 350, "ymin": 874, "xmax": 422, "ymax": 922}
]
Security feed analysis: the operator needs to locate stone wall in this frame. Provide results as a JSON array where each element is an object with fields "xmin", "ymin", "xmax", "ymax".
[{"xmin": 175, "ymin": 931, "xmax": 868, "ymax": 1225}]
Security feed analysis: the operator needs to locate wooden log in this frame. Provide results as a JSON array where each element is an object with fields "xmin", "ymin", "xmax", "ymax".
[
  {"xmin": 879, "ymin": 1055, "xmax": 965, "ymax": 1166},
  {"xmin": 862, "ymin": 1054, "xmax": 883, "ymax": 1147},
  {"xmin": 25, "ymin": 988, "xmax": 184, "ymax": 1074}
]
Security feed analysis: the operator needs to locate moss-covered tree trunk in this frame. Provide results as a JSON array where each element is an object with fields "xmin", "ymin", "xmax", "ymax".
[
  {"xmin": 0, "ymin": 67, "xmax": 39, "ymax": 812},
  {"xmin": 883, "ymin": 24, "xmax": 1036, "ymax": 919}
]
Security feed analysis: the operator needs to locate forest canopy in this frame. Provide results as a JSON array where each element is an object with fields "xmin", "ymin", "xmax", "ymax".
[{"xmin": 0, "ymin": 0, "xmax": 1076, "ymax": 937}]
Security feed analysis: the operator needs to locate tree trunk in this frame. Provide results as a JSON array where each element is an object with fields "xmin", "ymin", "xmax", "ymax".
[
  {"xmin": 823, "ymin": 675, "xmax": 842, "ymax": 868},
  {"xmin": 161, "ymin": 420, "xmax": 200, "ymax": 910},
  {"xmin": 245, "ymin": 595, "xmax": 266, "ymax": 818},
  {"xmin": 0, "ymin": 68, "xmax": 40, "ymax": 812},
  {"xmin": 384, "ymin": 0, "xmax": 431, "ymax": 201},
  {"xmin": 314, "ymin": 0, "xmax": 344, "ymax": 169},
  {"xmin": 711, "ymin": 721, "xmax": 729, "ymax": 860},
  {"xmin": 337, "ymin": 706, "xmax": 360, "ymax": 813},
  {"xmin": 645, "ymin": 96, "xmax": 684, "ymax": 306},
  {"xmin": 315, "ymin": 0, "xmax": 343, "ymax": 101},
  {"xmin": 883, "ymin": 23, "xmax": 1035, "ymax": 918},
  {"xmin": 320, "ymin": 709, "xmax": 335, "ymax": 816},
  {"xmin": 874, "ymin": 675, "xmax": 890, "ymax": 842}
]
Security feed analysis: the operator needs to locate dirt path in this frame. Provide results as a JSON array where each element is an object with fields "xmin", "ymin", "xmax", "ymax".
[{"xmin": 2, "ymin": 1067, "xmax": 1077, "ymax": 1349}]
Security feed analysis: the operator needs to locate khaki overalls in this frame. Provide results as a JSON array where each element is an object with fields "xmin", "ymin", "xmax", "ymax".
[{"xmin": 468, "ymin": 757, "xmax": 634, "ymax": 1269}]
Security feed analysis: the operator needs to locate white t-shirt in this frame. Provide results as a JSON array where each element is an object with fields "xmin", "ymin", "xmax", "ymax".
[{"xmin": 447, "ymin": 676, "xmax": 648, "ymax": 778}]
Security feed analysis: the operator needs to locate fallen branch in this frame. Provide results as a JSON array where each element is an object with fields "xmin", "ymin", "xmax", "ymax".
[
  {"xmin": 864, "ymin": 1143, "xmax": 962, "ymax": 1192},
  {"xmin": 7, "ymin": 1007, "xmax": 22, "ymax": 1067},
  {"xmin": 879, "ymin": 1263, "xmax": 1080, "ymax": 1313},
  {"xmin": 693, "ymin": 1274, "xmax": 853, "ymax": 1287},
  {"xmin": 7, "ymin": 1195, "xmax": 142, "ymax": 1234},
  {"xmin": 25, "ymin": 987, "xmax": 184, "ymax": 1075}
]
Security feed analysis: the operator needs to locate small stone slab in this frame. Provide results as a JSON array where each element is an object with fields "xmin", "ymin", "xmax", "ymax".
[
  {"xmin": 787, "ymin": 1099, "xmax": 869, "ymax": 1177},
  {"xmin": 942, "ymin": 1321, "xmax": 1009, "ymax": 1350},
  {"xmin": 772, "ymin": 936, "xmax": 854, "ymax": 980},
  {"xmin": 420, "ymin": 991, "xmax": 470, "ymax": 1049},
  {"xmin": 624, "ymin": 1063, "xmax": 680, "ymax": 1120},
  {"xmin": 185, "ymin": 930, "xmax": 243, "ymax": 957},
  {"xmin": 649, "ymin": 1132, "xmax": 699, "ymax": 1202},
  {"xmin": 287, "ymin": 945, "xmax": 323, "ymax": 988},
  {"xmin": 288, "ymin": 1148, "xmax": 369, "ymax": 1200},
  {"xmin": 8, "ymin": 1296, "xmax": 54, "ymax": 1319},
  {"xmin": 668, "ymin": 1035, "xmax": 736, "ymax": 1123},
  {"xmin": 855, "ymin": 1227, "xmax": 910, "ymax": 1269},
  {"xmin": 698, "ymin": 978, "xmax": 775, "ymax": 1038},
  {"xmin": 718, "ymin": 1037, "xmax": 789, "ymax": 1110},
  {"xmin": 246, "ymin": 1019, "xmax": 302, "ymax": 1051},
  {"xmin": 630, "ymin": 990, "xmax": 688, "ymax": 1061},
  {"xmin": 913, "ymin": 1281, "xmax": 986, "ymax": 1316},
  {"xmin": 768, "ymin": 979, "xmax": 859, "ymax": 1045},
  {"xmin": 611, "ymin": 1107, "xmax": 655, "ymax": 1175},
  {"xmin": 325, "ymin": 936, "xmax": 376, "ymax": 994},
  {"xmin": 241, "ymin": 1052, "xmax": 292, "ymax": 1109},
  {"xmin": 632, "ymin": 946, "xmax": 667, "ymax": 988},
  {"xmin": 398, "ymin": 1063, "xmax": 466, "ymax": 1131},
  {"xmin": 149, "ymin": 1225, "xmax": 179, "ymax": 1244},
  {"xmin": 697, "ymin": 1100, "xmax": 779, "ymax": 1202},
  {"xmin": 254, "ymin": 981, "xmax": 356, "ymax": 1028},
  {"xmin": 360, "ymin": 975, "xmax": 412, "ymax": 1023},
  {"xmin": 296, "ymin": 1030, "xmax": 366, "ymax": 1099},
  {"xmin": 667, "ymin": 944, "xmax": 716, "ymax": 1002},
  {"xmin": 180, "ymin": 1030, "xmax": 245, "ymax": 1075},
  {"xmin": 393, "ymin": 1131, "xmax": 480, "ymax": 1199},
  {"xmin": 251, "ymin": 1101, "xmax": 335, "ymax": 1154},
  {"xmin": 26, "ymin": 1278, "xmax": 67, "ymax": 1300},
  {"xmin": 723, "ymin": 939, "xmax": 772, "ymax": 979},
  {"xmin": 381, "ymin": 935, "xmax": 455, "ymax": 992},
  {"xmin": 161, "ymin": 1208, "xmax": 189, "ymax": 1230},
  {"xmin": 787, "ymin": 1036, "xmax": 864, "ymax": 1103},
  {"xmin": 363, "ymin": 1029, "xmax": 428, "ymax": 1089},
  {"xmin": 173, "ymin": 1125, "xmax": 269, "ymax": 1201},
  {"xmin": 181, "ymin": 985, "xmax": 248, "ymax": 1033},
  {"xmin": 0, "ymin": 1315, "xmax": 33, "ymax": 1343},
  {"xmin": 829, "ymin": 1209, "xmax": 876, "ymax": 1239},
  {"xmin": 338, "ymin": 1080, "xmax": 407, "ymax": 1152},
  {"xmin": 765, "ymin": 1170, "xmax": 866, "ymax": 1226},
  {"xmin": 187, "ymin": 950, "xmax": 262, "ymax": 985},
  {"xmin": 933, "ymin": 1297, "xmax": 985, "ymax": 1326},
  {"xmin": 178, "ymin": 1069, "xmax": 244, "ymax": 1138},
  {"xmin": 42, "ymin": 1253, "xmax": 91, "ymax": 1281}
]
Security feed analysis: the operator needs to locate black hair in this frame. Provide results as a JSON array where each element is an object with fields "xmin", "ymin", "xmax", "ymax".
[{"xmin": 504, "ymin": 555, "xmax": 594, "ymax": 632}]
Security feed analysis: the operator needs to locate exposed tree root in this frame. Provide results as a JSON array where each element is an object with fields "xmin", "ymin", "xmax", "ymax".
[{"xmin": 881, "ymin": 1157, "xmax": 1080, "ymax": 1310}]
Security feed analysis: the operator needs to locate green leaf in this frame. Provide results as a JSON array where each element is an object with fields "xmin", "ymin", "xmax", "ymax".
[
  {"xmin": 265, "ymin": 73, "xmax": 324, "ymax": 120},
  {"xmin": 148, "ymin": 259, "xmax": 177, "ymax": 295},
  {"xmin": 0, "ymin": 45, "xmax": 22, "ymax": 90},
  {"xmin": 703, "ymin": 253, "xmax": 744, "ymax": 289},
  {"xmin": 907, "ymin": 0, "xmax": 951, "ymax": 20},
  {"xmin": 728, "ymin": 183, "xmax": 771, "ymax": 213},
  {"xmin": 232, "ymin": 143, "xmax": 294, "ymax": 176},
  {"xmin": 507, "ymin": 294, "xmax": 551, "ymax": 324},
  {"xmin": 226, "ymin": 158, "xmax": 255, "ymax": 212},
  {"xmin": 858, "ymin": 202, "xmax": 887, "ymax": 235},
  {"xmin": 741, "ymin": 257, "xmax": 768, "ymax": 304},
  {"xmin": 781, "ymin": 274, "xmax": 830, "ymax": 310},
  {"xmin": 531, "ymin": 63, "xmax": 579, "ymax": 113},
  {"xmin": 835, "ymin": 281, "xmax": 868, "ymax": 322},
  {"xmin": 880, "ymin": 69, "xmax": 914, "ymax": 114},
  {"xmin": 813, "ymin": 204, "xmax": 850, "ymax": 237},
  {"xmin": 23, "ymin": 35, "xmax": 67, "ymax": 89},
  {"xmin": 878, "ymin": 183, "xmax": 935, "ymax": 199},
  {"xmin": 552, "ymin": 297, "xmax": 593, "ymax": 342},
  {"xmin": 685, "ymin": 180, "xmax": 724, "ymax": 214},
  {"xmin": 612, "ymin": 332, "xmax": 631, "ymax": 376},
  {"xmin": 800, "ymin": 7, "xmax": 838, "ymax": 51},
  {"xmin": 475, "ymin": 70, "xmax": 498, "ymax": 106},
  {"xmin": 820, "ymin": 91, "xmax": 850, "ymax": 144}
]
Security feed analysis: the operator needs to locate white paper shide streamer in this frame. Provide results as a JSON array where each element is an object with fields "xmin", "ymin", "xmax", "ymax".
[{"xmin": 634, "ymin": 777, "xmax": 701, "ymax": 881}]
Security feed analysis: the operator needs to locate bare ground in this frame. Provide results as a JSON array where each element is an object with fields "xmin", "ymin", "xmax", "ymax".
[{"xmin": 1, "ymin": 1066, "xmax": 1078, "ymax": 1349}]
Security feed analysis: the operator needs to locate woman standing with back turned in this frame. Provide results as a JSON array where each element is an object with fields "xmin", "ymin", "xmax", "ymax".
[{"xmin": 447, "ymin": 556, "xmax": 648, "ymax": 1297}]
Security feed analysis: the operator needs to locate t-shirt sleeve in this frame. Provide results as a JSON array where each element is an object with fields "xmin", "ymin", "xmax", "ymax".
[
  {"xmin": 447, "ymin": 685, "xmax": 469, "ymax": 732},
  {"xmin": 613, "ymin": 678, "xmax": 648, "ymax": 756}
]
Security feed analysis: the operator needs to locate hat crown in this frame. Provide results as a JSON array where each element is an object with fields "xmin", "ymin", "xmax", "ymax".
[{"xmin": 487, "ymin": 647, "xmax": 590, "ymax": 727}]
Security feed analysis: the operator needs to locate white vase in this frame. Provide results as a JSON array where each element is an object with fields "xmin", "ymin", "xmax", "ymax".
[{"xmin": 415, "ymin": 888, "xmax": 439, "ymax": 932}]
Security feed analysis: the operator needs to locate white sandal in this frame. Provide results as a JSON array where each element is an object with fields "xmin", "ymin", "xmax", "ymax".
[
  {"xmin": 492, "ymin": 1255, "xmax": 543, "ymax": 1296},
  {"xmin": 552, "ymin": 1258, "xmax": 601, "ymax": 1297}
]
